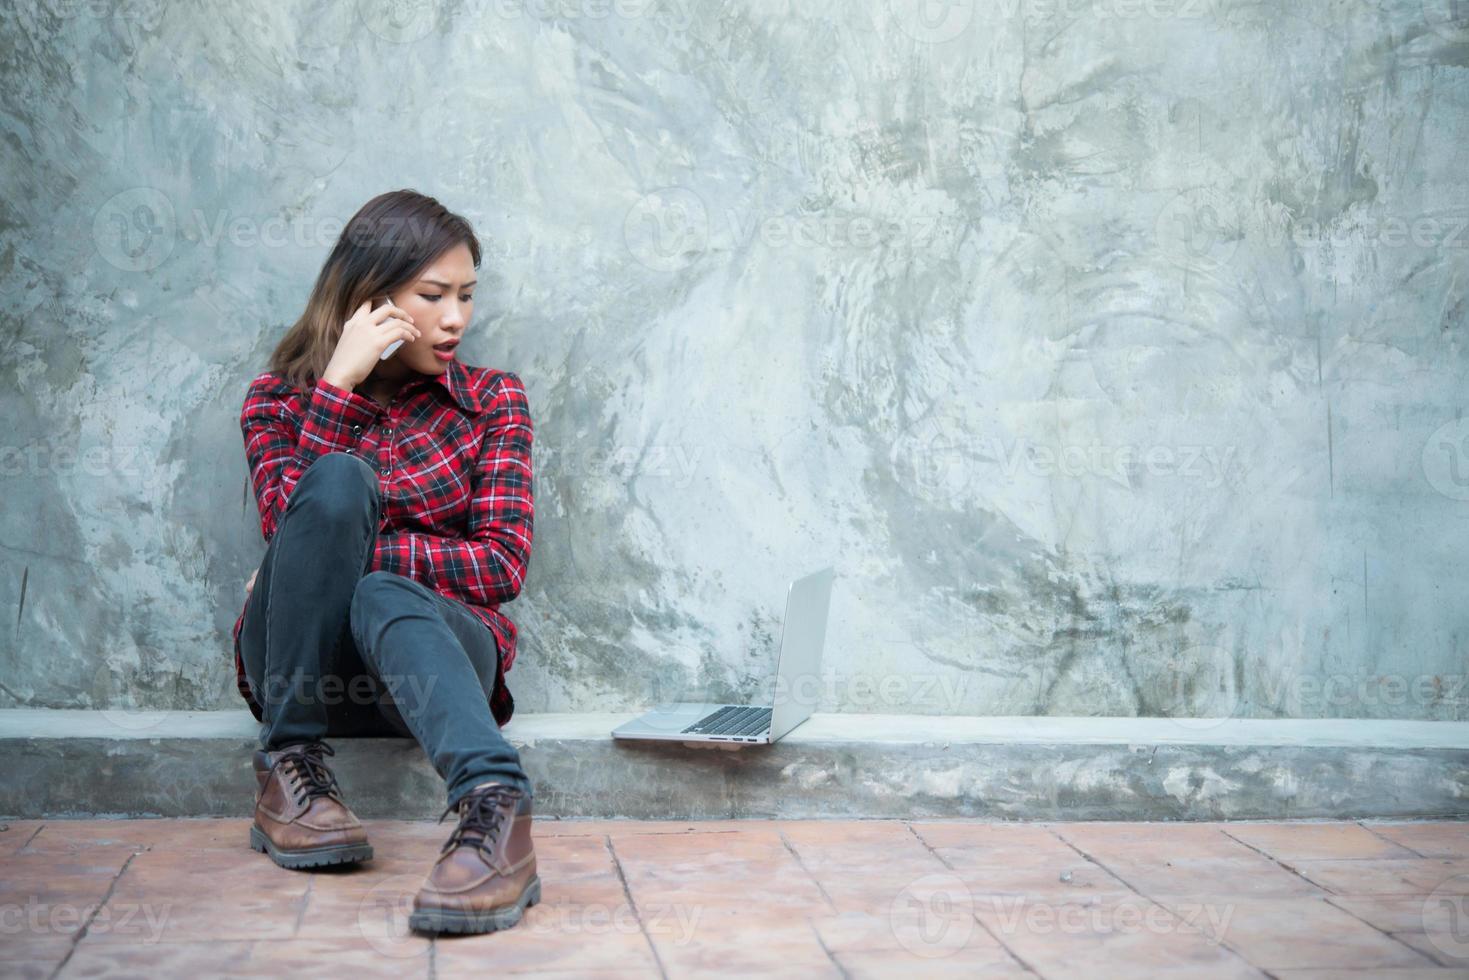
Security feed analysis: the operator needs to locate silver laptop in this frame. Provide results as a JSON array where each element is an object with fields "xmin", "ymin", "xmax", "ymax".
[{"xmin": 611, "ymin": 567, "xmax": 835, "ymax": 745}]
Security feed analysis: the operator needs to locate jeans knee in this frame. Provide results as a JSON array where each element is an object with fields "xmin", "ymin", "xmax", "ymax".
[{"xmin": 293, "ymin": 452, "xmax": 379, "ymax": 525}]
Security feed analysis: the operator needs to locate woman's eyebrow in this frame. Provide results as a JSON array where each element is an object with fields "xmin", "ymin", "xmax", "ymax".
[{"xmin": 417, "ymin": 278, "xmax": 477, "ymax": 289}]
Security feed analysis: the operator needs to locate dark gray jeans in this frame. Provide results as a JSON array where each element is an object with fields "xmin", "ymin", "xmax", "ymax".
[{"xmin": 237, "ymin": 451, "xmax": 530, "ymax": 807}]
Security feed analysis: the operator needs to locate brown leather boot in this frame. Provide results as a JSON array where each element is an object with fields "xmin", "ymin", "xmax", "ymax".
[
  {"xmin": 409, "ymin": 782, "xmax": 540, "ymax": 933},
  {"xmin": 248, "ymin": 741, "xmax": 372, "ymax": 869}
]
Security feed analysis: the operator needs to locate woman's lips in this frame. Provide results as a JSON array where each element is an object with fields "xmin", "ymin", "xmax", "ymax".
[{"xmin": 432, "ymin": 344, "xmax": 456, "ymax": 361}]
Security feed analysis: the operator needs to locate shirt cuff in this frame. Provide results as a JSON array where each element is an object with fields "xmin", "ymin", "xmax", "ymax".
[{"xmin": 303, "ymin": 378, "xmax": 381, "ymax": 455}]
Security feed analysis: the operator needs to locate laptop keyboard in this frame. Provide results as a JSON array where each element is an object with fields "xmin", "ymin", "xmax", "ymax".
[{"xmin": 681, "ymin": 705, "xmax": 772, "ymax": 737}]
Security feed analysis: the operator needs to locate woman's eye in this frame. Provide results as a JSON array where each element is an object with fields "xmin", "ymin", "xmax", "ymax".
[{"xmin": 419, "ymin": 294, "xmax": 441, "ymax": 302}]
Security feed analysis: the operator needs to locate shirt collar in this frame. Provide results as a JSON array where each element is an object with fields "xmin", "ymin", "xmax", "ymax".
[{"xmin": 404, "ymin": 358, "xmax": 483, "ymax": 415}]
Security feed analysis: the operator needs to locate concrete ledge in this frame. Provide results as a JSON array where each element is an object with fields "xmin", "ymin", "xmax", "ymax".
[{"xmin": 3, "ymin": 709, "xmax": 1466, "ymax": 820}]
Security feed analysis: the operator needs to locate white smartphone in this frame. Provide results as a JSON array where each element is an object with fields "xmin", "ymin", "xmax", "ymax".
[{"xmin": 377, "ymin": 294, "xmax": 404, "ymax": 360}]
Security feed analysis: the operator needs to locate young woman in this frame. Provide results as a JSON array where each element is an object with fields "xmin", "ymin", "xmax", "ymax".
[{"xmin": 231, "ymin": 188, "xmax": 539, "ymax": 935}]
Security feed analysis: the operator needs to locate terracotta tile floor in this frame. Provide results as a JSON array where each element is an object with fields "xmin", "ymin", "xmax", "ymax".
[{"xmin": 1, "ymin": 817, "xmax": 1466, "ymax": 978}]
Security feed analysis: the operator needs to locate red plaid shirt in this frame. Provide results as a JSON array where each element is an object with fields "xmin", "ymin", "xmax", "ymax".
[{"xmin": 232, "ymin": 358, "xmax": 533, "ymax": 728}]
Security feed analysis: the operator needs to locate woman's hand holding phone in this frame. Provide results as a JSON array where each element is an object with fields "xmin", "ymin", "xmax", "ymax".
[{"xmin": 321, "ymin": 297, "xmax": 420, "ymax": 390}]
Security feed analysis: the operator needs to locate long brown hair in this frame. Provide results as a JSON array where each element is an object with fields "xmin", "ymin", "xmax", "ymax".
[{"xmin": 266, "ymin": 189, "xmax": 482, "ymax": 393}]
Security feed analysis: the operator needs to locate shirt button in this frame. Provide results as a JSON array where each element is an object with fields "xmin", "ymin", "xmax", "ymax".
[
  {"xmin": 351, "ymin": 424, "xmax": 362, "ymax": 434},
  {"xmin": 344, "ymin": 448, "xmax": 354, "ymax": 454}
]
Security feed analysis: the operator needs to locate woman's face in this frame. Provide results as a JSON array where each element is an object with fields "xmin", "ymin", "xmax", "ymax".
[{"xmin": 375, "ymin": 242, "xmax": 476, "ymax": 377}]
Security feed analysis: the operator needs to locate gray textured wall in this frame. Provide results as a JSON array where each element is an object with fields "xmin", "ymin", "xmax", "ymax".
[{"xmin": 1, "ymin": 0, "xmax": 1466, "ymax": 722}]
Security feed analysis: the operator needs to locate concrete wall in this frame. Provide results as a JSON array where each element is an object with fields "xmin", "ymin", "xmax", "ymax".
[{"xmin": 1, "ymin": 0, "xmax": 1465, "ymax": 721}]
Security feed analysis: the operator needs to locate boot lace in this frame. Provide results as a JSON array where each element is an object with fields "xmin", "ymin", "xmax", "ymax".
[
  {"xmin": 436, "ymin": 783, "xmax": 525, "ymax": 857},
  {"xmin": 270, "ymin": 742, "xmax": 343, "ymax": 809}
]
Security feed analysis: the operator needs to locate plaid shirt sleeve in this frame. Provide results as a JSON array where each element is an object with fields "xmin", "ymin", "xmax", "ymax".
[
  {"xmin": 371, "ymin": 371, "xmax": 534, "ymax": 606},
  {"xmin": 241, "ymin": 374, "xmax": 381, "ymax": 543}
]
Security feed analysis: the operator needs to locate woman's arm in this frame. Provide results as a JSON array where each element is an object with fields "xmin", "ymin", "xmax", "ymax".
[
  {"xmin": 372, "ymin": 371, "xmax": 535, "ymax": 606},
  {"xmin": 241, "ymin": 373, "xmax": 382, "ymax": 542}
]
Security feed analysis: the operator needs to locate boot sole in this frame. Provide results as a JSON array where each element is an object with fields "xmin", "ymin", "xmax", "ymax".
[
  {"xmin": 249, "ymin": 824, "xmax": 373, "ymax": 869},
  {"xmin": 408, "ymin": 875, "xmax": 542, "ymax": 934}
]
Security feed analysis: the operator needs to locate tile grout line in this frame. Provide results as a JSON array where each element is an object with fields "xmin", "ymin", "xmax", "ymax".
[
  {"xmin": 604, "ymin": 834, "xmax": 668, "ymax": 980},
  {"xmin": 805, "ymin": 917, "xmax": 851, "ymax": 980},
  {"xmin": 1354, "ymin": 820, "xmax": 1428, "ymax": 859},
  {"xmin": 905, "ymin": 823, "xmax": 1044, "ymax": 979},
  {"xmin": 1316, "ymin": 893, "xmax": 1457, "ymax": 971},
  {"xmin": 19, "ymin": 822, "xmax": 46, "ymax": 851},
  {"xmin": 48, "ymin": 850, "xmax": 139, "ymax": 980},
  {"xmin": 1216, "ymin": 828, "xmax": 1438, "ymax": 970},
  {"xmin": 777, "ymin": 830, "xmax": 838, "ymax": 913},
  {"xmin": 1048, "ymin": 828, "xmax": 1276, "ymax": 979},
  {"xmin": 290, "ymin": 875, "xmax": 315, "ymax": 936}
]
